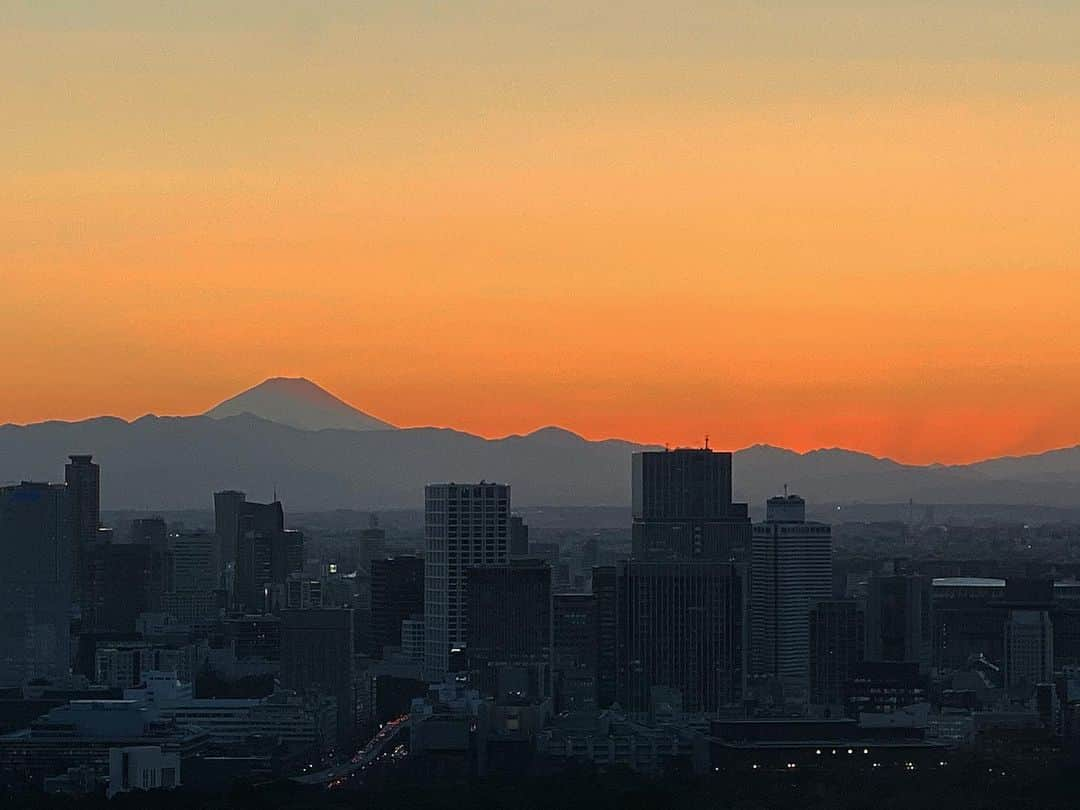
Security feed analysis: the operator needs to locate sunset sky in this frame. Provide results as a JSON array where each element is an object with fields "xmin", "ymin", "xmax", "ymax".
[{"xmin": 4, "ymin": 2, "xmax": 1080, "ymax": 464}]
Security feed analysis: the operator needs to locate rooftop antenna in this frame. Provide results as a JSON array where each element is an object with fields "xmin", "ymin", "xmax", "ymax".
[
  {"xmin": 784, "ymin": 483, "xmax": 788, "ymax": 498},
  {"xmin": 273, "ymin": 483, "xmax": 278, "ymax": 503},
  {"xmin": 704, "ymin": 434, "xmax": 710, "ymax": 450}
]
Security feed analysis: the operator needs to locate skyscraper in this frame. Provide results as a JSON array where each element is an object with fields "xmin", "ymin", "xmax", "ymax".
[
  {"xmin": 865, "ymin": 573, "xmax": 933, "ymax": 671},
  {"xmin": 213, "ymin": 490, "xmax": 246, "ymax": 569},
  {"xmin": 809, "ymin": 600, "xmax": 864, "ymax": 706},
  {"xmin": 230, "ymin": 498, "xmax": 303, "ymax": 612},
  {"xmin": 1001, "ymin": 579, "xmax": 1055, "ymax": 694},
  {"xmin": 553, "ymin": 592, "xmax": 598, "ymax": 711},
  {"xmin": 592, "ymin": 565, "xmax": 618, "ymax": 709},
  {"xmin": 65, "ymin": 454, "xmax": 99, "ymax": 600},
  {"xmin": 281, "ymin": 608, "xmax": 356, "ymax": 745},
  {"xmin": 618, "ymin": 448, "xmax": 749, "ymax": 716},
  {"xmin": 0, "ymin": 482, "xmax": 71, "ymax": 685},
  {"xmin": 81, "ymin": 542, "xmax": 154, "ymax": 634},
  {"xmin": 750, "ymin": 494, "xmax": 833, "ymax": 692},
  {"xmin": 466, "ymin": 559, "xmax": 553, "ymax": 700},
  {"xmin": 370, "ymin": 556, "xmax": 424, "ymax": 657},
  {"xmin": 616, "ymin": 560, "xmax": 744, "ymax": 714},
  {"xmin": 631, "ymin": 449, "xmax": 751, "ymax": 561},
  {"xmin": 424, "ymin": 482, "xmax": 510, "ymax": 681}
]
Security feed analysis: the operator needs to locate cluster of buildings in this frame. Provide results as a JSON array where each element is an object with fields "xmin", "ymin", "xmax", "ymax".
[{"xmin": 2, "ymin": 448, "xmax": 1080, "ymax": 797}]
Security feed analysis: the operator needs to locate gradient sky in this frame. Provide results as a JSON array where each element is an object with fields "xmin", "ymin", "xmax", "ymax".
[{"xmin": 4, "ymin": 2, "xmax": 1080, "ymax": 463}]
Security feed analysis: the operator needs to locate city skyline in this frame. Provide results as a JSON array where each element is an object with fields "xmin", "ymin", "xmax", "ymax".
[{"xmin": 5, "ymin": 4, "xmax": 1080, "ymax": 465}]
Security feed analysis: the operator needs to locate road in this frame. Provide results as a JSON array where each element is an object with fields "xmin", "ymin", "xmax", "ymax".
[{"xmin": 292, "ymin": 714, "xmax": 409, "ymax": 788}]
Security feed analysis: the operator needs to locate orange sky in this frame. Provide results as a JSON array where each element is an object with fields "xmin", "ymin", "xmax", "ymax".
[{"xmin": 4, "ymin": 4, "xmax": 1080, "ymax": 464}]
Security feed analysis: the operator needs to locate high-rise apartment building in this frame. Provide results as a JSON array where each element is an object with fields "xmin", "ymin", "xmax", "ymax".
[
  {"xmin": 750, "ymin": 494, "xmax": 833, "ymax": 690},
  {"xmin": 423, "ymin": 482, "xmax": 510, "ymax": 681}
]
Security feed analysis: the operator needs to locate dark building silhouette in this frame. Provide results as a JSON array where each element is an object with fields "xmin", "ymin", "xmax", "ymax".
[
  {"xmin": 593, "ymin": 565, "xmax": 618, "ymax": 708},
  {"xmin": 866, "ymin": 573, "xmax": 932, "ymax": 670},
  {"xmin": 631, "ymin": 449, "xmax": 751, "ymax": 561},
  {"xmin": 553, "ymin": 593, "xmax": 597, "ymax": 711},
  {"xmin": 370, "ymin": 556, "xmax": 424, "ymax": 657},
  {"xmin": 213, "ymin": 490, "xmax": 246, "ymax": 568},
  {"xmin": 809, "ymin": 600, "xmax": 864, "ymax": 706},
  {"xmin": 616, "ymin": 560, "xmax": 744, "ymax": 714},
  {"xmin": 280, "ymin": 608, "xmax": 356, "ymax": 745},
  {"xmin": 509, "ymin": 515, "xmax": 529, "ymax": 558},
  {"xmin": 126, "ymin": 517, "xmax": 173, "ymax": 612},
  {"xmin": 0, "ymin": 482, "xmax": 72, "ymax": 685},
  {"xmin": 1000, "ymin": 579, "xmax": 1055, "ymax": 695},
  {"xmin": 81, "ymin": 543, "xmax": 155, "ymax": 634},
  {"xmin": 231, "ymin": 499, "xmax": 303, "ymax": 612},
  {"xmin": 930, "ymin": 577, "xmax": 1007, "ymax": 670},
  {"xmin": 65, "ymin": 455, "xmax": 99, "ymax": 600},
  {"xmin": 466, "ymin": 560, "xmax": 553, "ymax": 700}
]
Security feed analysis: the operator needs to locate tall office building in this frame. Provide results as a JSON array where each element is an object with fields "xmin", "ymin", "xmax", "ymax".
[
  {"xmin": 808, "ymin": 600, "xmax": 864, "ymax": 706},
  {"xmin": 592, "ymin": 565, "xmax": 618, "ymax": 708},
  {"xmin": 0, "ymin": 482, "xmax": 71, "ymax": 685},
  {"xmin": 213, "ymin": 489, "xmax": 246, "ymax": 569},
  {"xmin": 162, "ymin": 530, "xmax": 221, "ymax": 623},
  {"xmin": 230, "ymin": 498, "xmax": 303, "ymax": 612},
  {"xmin": 750, "ymin": 494, "xmax": 833, "ymax": 690},
  {"xmin": 81, "ymin": 543, "xmax": 155, "ymax": 634},
  {"xmin": 616, "ymin": 560, "xmax": 744, "ymax": 714},
  {"xmin": 1001, "ymin": 579, "xmax": 1055, "ymax": 693},
  {"xmin": 65, "ymin": 454, "xmax": 100, "ymax": 600},
  {"xmin": 466, "ymin": 559, "xmax": 553, "ymax": 699},
  {"xmin": 631, "ymin": 449, "xmax": 751, "ymax": 561},
  {"xmin": 370, "ymin": 556, "xmax": 424, "ymax": 657},
  {"xmin": 424, "ymin": 482, "xmax": 510, "ymax": 681},
  {"xmin": 509, "ymin": 515, "xmax": 530, "ymax": 558},
  {"xmin": 865, "ymin": 573, "xmax": 933, "ymax": 671},
  {"xmin": 553, "ymin": 593, "xmax": 597, "ymax": 711},
  {"xmin": 281, "ymin": 608, "xmax": 356, "ymax": 745}
]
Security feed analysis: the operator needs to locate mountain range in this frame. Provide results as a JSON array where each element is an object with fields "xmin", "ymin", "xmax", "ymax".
[{"xmin": 3, "ymin": 377, "xmax": 1080, "ymax": 511}]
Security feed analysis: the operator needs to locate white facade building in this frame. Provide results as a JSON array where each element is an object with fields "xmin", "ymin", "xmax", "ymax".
[
  {"xmin": 750, "ymin": 495, "xmax": 833, "ymax": 694},
  {"xmin": 424, "ymin": 483, "xmax": 510, "ymax": 681}
]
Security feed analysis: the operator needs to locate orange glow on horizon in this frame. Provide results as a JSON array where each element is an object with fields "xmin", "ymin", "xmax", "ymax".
[{"xmin": 5, "ymin": 8, "xmax": 1080, "ymax": 466}]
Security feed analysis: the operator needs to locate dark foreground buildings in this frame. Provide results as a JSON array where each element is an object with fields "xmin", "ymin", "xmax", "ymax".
[{"xmin": 0, "ymin": 482, "xmax": 72, "ymax": 685}]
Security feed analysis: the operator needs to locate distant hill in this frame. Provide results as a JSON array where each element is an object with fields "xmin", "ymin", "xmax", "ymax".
[
  {"xmin": 4, "ymin": 380, "xmax": 1080, "ymax": 510},
  {"xmin": 0, "ymin": 415, "xmax": 653, "ymax": 510},
  {"xmin": 205, "ymin": 377, "xmax": 394, "ymax": 432}
]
